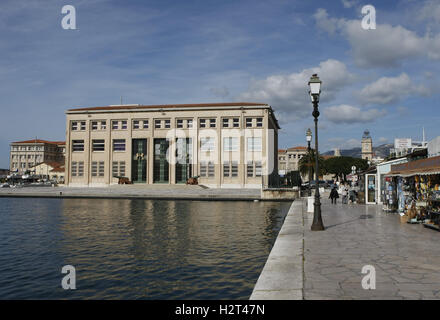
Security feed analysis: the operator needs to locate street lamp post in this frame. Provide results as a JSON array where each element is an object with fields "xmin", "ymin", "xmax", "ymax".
[
  {"xmin": 306, "ymin": 128, "xmax": 312, "ymax": 197},
  {"xmin": 308, "ymin": 74, "xmax": 325, "ymax": 231}
]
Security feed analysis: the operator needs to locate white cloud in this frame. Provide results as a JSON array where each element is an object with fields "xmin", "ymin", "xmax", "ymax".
[
  {"xmin": 238, "ymin": 59, "xmax": 353, "ymax": 122},
  {"xmin": 341, "ymin": 0, "xmax": 357, "ymax": 9},
  {"xmin": 323, "ymin": 104, "xmax": 386, "ymax": 124},
  {"xmin": 313, "ymin": 8, "xmax": 440, "ymax": 67},
  {"xmin": 358, "ymin": 73, "xmax": 429, "ymax": 105},
  {"xmin": 416, "ymin": 0, "xmax": 440, "ymax": 24}
]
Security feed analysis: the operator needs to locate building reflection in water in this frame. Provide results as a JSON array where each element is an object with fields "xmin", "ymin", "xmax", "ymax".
[{"xmin": 29, "ymin": 198, "xmax": 291, "ymax": 299}]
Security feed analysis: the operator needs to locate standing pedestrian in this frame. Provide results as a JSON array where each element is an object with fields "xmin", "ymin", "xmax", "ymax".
[
  {"xmin": 329, "ymin": 186, "xmax": 339, "ymax": 204},
  {"xmin": 342, "ymin": 183, "xmax": 348, "ymax": 204}
]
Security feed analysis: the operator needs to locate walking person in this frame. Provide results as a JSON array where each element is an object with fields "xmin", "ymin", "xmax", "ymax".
[
  {"xmin": 329, "ymin": 186, "xmax": 339, "ymax": 204},
  {"xmin": 341, "ymin": 183, "xmax": 348, "ymax": 204}
]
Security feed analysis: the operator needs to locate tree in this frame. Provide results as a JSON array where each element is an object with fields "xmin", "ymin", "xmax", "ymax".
[
  {"xmin": 323, "ymin": 156, "xmax": 368, "ymax": 181},
  {"xmin": 298, "ymin": 149, "xmax": 325, "ymax": 181}
]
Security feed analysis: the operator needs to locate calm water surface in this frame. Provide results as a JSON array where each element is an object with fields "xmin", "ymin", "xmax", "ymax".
[{"xmin": 0, "ymin": 198, "xmax": 290, "ymax": 299}]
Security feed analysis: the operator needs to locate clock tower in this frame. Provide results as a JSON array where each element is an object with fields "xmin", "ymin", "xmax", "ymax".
[{"xmin": 361, "ymin": 130, "xmax": 373, "ymax": 160}]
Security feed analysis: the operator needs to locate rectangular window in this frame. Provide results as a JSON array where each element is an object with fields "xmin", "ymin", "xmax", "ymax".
[
  {"xmin": 247, "ymin": 161, "xmax": 254, "ymax": 177},
  {"xmin": 199, "ymin": 119, "xmax": 206, "ymax": 128},
  {"xmin": 71, "ymin": 121, "xmax": 78, "ymax": 131},
  {"xmin": 71, "ymin": 161, "xmax": 77, "ymax": 177},
  {"xmin": 256, "ymin": 117, "xmax": 263, "ymax": 127},
  {"xmin": 121, "ymin": 120, "xmax": 127, "ymax": 130},
  {"xmin": 112, "ymin": 161, "xmax": 118, "ymax": 177},
  {"xmin": 101, "ymin": 121, "xmax": 106, "ymax": 130},
  {"xmin": 112, "ymin": 161, "xmax": 126, "ymax": 177},
  {"xmin": 72, "ymin": 140, "xmax": 84, "ymax": 152},
  {"xmin": 208, "ymin": 162, "xmax": 215, "ymax": 177},
  {"xmin": 223, "ymin": 137, "xmax": 238, "ymax": 152},
  {"xmin": 119, "ymin": 161, "xmax": 125, "ymax": 176},
  {"xmin": 80, "ymin": 121, "xmax": 86, "ymax": 130},
  {"xmin": 91, "ymin": 161, "xmax": 98, "ymax": 177},
  {"xmin": 255, "ymin": 161, "xmax": 262, "ymax": 177},
  {"xmin": 155, "ymin": 119, "xmax": 161, "ymax": 129},
  {"xmin": 165, "ymin": 119, "xmax": 171, "ymax": 128},
  {"xmin": 187, "ymin": 119, "xmax": 193, "ymax": 128},
  {"xmin": 92, "ymin": 121, "xmax": 98, "ymax": 130},
  {"xmin": 210, "ymin": 119, "xmax": 216, "ymax": 128},
  {"xmin": 98, "ymin": 161, "xmax": 104, "ymax": 177},
  {"xmin": 78, "ymin": 162, "xmax": 84, "ymax": 177},
  {"xmin": 233, "ymin": 118, "xmax": 240, "ymax": 127},
  {"xmin": 222, "ymin": 118, "xmax": 229, "ymax": 128},
  {"xmin": 92, "ymin": 139, "xmax": 105, "ymax": 152},
  {"xmin": 112, "ymin": 121, "xmax": 119, "ymax": 130},
  {"xmin": 177, "ymin": 119, "xmax": 183, "ymax": 128},
  {"xmin": 200, "ymin": 137, "xmax": 215, "ymax": 152},
  {"xmin": 200, "ymin": 161, "xmax": 207, "ymax": 177},
  {"xmin": 223, "ymin": 161, "xmax": 230, "ymax": 177},
  {"xmin": 247, "ymin": 137, "xmax": 262, "ymax": 151},
  {"xmin": 143, "ymin": 120, "xmax": 149, "ymax": 129},
  {"xmin": 113, "ymin": 139, "xmax": 126, "ymax": 152},
  {"xmin": 133, "ymin": 120, "xmax": 140, "ymax": 129},
  {"xmin": 231, "ymin": 161, "xmax": 238, "ymax": 177},
  {"xmin": 246, "ymin": 118, "xmax": 252, "ymax": 128}
]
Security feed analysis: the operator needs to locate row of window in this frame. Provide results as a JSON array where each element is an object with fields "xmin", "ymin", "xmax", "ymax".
[
  {"xmin": 11, "ymin": 162, "xmax": 31, "ymax": 169},
  {"xmin": 11, "ymin": 146, "xmax": 46, "ymax": 151},
  {"xmin": 12, "ymin": 154, "xmax": 45, "ymax": 160},
  {"xmin": 71, "ymin": 117, "xmax": 264, "ymax": 131},
  {"xmin": 199, "ymin": 161, "xmax": 262, "ymax": 178},
  {"xmin": 71, "ymin": 161, "xmax": 261, "ymax": 178},
  {"xmin": 71, "ymin": 137, "xmax": 262, "ymax": 153},
  {"xmin": 279, "ymin": 154, "xmax": 305, "ymax": 161}
]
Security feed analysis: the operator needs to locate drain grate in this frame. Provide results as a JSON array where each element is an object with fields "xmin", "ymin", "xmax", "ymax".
[{"xmin": 359, "ymin": 214, "xmax": 374, "ymax": 219}]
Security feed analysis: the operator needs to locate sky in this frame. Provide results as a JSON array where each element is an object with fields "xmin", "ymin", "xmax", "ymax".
[{"xmin": 1, "ymin": 0, "xmax": 440, "ymax": 168}]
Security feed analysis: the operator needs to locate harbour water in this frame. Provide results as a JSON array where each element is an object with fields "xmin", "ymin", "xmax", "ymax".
[{"xmin": 0, "ymin": 198, "xmax": 290, "ymax": 299}]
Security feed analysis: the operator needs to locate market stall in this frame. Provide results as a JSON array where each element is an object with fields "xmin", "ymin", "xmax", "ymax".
[{"xmin": 386, "ymin": 155, "xmax": 440, "ymax": 231}]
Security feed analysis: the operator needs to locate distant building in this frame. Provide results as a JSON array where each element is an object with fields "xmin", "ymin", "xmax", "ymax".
[
  {"xmin": 30, "ymin": 161, "xmax": 65, "ymax": 183},
  {"xmin": 390, "ymin": 137, "xmax": 427, "ymax": 158},
  {"xmin": 334, "ymin": 148, "xmax": 341, "ymax": 156},
  {"xmin": 65, "ymin": 102, "xmax": 280, "ymax": 188},
  {"xmin": 278, "ymin": 146, "xmax": 308, "ymax": 174},
  {"xmin": 361, "ymin": 130, "xmax": 373, "ymax": 161},
  {"xmin": 0, "ymin": 168, "xmax": 9, "ymax": 177},
  {"xmin": 10, "ymin": 139, "xmax": 65, "ymax": 174},
  {"xmin": 428, "ymin": 136, "xmax": 440, "ymax": 158}
]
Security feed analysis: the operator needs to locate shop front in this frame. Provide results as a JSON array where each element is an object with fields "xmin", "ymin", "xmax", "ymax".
[{"xmin": 386, "ymin": 155, "xmax": 440, "ymax": 231}]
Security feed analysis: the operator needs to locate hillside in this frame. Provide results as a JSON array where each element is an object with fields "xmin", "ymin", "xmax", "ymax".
[{"xmin": 323, "ymin": 143, "xmax": 393, "ymax": 158}]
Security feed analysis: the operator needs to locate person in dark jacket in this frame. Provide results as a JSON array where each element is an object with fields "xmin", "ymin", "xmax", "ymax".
[{"xmin": 329, "ymin": 187, "xmax": 339, "ymax": 204}]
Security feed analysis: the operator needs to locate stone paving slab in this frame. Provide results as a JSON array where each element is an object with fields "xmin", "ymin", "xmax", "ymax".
[
  {"xmin": 251, "ymin": 194, "xmax": 440, "ymax": 300},
  {"xmin": 303, "ymin": 197, "xmax": 440, "ymax": 300}
]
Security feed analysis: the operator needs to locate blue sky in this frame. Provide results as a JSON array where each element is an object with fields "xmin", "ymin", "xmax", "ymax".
[{"xmin": 1, "ymin": 0, "xmax": 440, "ymax": 167}]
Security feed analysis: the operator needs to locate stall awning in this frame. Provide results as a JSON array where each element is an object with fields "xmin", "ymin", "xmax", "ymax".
[{"xmin": 385, "ymin": 155, "xmax": 440, "ymax": 177}]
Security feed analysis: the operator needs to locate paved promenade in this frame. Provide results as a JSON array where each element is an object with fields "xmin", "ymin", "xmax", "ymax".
[
  {"xmin": 252, "ymin": 196, "xmax": 440, "ymax": 300},
  {"xmin": 0, "ymin": 185, "xmax": 262, "ymax": 201}
]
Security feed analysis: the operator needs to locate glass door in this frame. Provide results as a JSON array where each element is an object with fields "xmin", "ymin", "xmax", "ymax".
[
  {"xmin": 175, "ymin": 138, "xmax": 193, "ymax": 183},
  {"xmin": 153, "ymin": 139, "xmax": 169, "ymax": 183},
  {"xmin": 367, "ymin": 174, "xmax": 376, "ymax": 203},
  {"xmin": 132, "ymin": 139, "xmax": 147, "ymax": 183}
]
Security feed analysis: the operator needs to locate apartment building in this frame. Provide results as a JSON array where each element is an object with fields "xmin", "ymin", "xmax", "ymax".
[
  {"xmin": 278, "ymin": 146, "xmax": 308, "ymax": 173},
  {"xmin": 10, "ymin": 139, "xmax": 66, "ymax": 173},
  {"xmin": 65, "ymin": 102, "xmax": 279, "ymax": 188}
]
